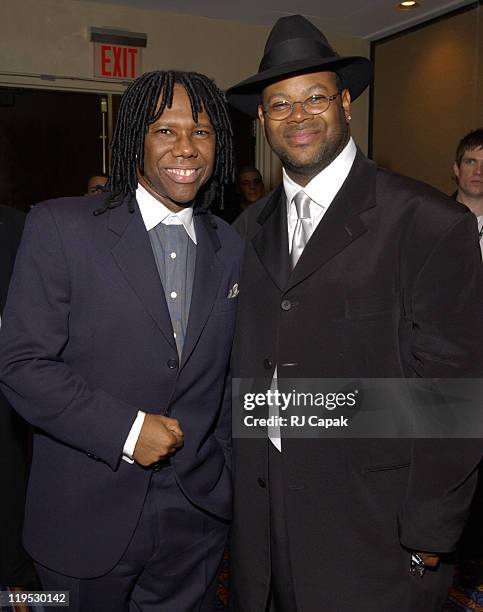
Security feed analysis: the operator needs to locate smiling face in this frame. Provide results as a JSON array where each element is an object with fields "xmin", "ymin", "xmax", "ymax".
[
  {"xmin": 258, "ymin": 71, "xmax": 351, "ymax": 186},
  {"xmin": 138, "ymin": 83, "xmax": 216, "ymax": 212}
]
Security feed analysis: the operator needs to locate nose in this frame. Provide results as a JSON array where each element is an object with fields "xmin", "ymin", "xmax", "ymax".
[
  {"xmin": 172, "ymin": 131, "xmax": 197, "ymax": 158},
  {"xmin": 288, "ymin": 101, "xmax": 312, "ymax": 123}
]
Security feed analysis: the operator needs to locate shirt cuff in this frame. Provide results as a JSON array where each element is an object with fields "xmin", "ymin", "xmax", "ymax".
[{"xmin": 122, "ymin": 411, "xmax": 146, "ymax": 464}]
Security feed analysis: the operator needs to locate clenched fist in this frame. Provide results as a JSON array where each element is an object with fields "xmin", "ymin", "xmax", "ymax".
[{"xmin": 133, "ymin": 414, "xmax": 184, "ymax": 466}]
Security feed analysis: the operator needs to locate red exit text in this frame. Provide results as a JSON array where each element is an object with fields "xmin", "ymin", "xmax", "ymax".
[{"xmin": 94, "ymin": 44, "xmax": 142, "ymax": 80}]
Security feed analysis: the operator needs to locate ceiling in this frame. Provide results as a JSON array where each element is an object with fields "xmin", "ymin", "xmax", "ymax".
[{"xmin": 82, "ymin": 0, "xmax": 477, "ymax": 40}]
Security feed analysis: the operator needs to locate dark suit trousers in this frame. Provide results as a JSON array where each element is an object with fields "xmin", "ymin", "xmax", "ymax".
[
  {"xmin": 266, "ymin": 442, "xmax": 453, "ymax": 612},
  {"xmin": 267, "ymin": 442, "xmax": 297, "ymax": 612},
  {"xmin": 35, "ymin": 465, "xmax": 228, "ymax": 612}
]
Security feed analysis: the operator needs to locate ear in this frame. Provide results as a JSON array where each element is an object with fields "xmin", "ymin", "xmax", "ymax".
[
  {"xmin": 341, "ymin": 88, "xmax": 352, "ymax": 122},
  {"xmin": 257, "ymin": 105, "xmax": 268, "ymax": 138},
  {"xmin": 453, "ymin": 162, "xmax": 460, "ymax": 181}
]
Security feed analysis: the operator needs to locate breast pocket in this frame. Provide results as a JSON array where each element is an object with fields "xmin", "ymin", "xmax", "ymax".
[{"xmin": 212, "ymin": 297, "xmax": 239, "ymax": 315}]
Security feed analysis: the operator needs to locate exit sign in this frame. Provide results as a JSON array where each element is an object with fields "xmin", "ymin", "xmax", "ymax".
[{"xmin": 94, "ymin": 43, "xmax": 142, "ymax": 80}]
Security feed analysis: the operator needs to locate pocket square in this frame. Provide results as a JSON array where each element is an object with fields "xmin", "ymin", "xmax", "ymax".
[{"xmin": 227, "ymin": 283, "xmax": 239, "ymax": 298}]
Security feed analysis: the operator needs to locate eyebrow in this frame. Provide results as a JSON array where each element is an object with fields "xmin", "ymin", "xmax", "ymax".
[
  {"xmin": 265, "ymin": 83, "xmax": 331, "ymax": 101},
  {"xmin": 150, "ymin": 120, "xmax": 213, "ymax": 129}
]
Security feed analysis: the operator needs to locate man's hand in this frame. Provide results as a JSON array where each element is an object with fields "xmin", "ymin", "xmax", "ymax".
[
  {"xmin": 415, "ymin": 551, "xmax": 440, "ymax": 568},
  {"xmin": 133, "ymin": 414, "xmax": 184, "ymax": 466},
  {"xmin": 10, "ymin": 588, "xmax": 29, "ymax": 612}
]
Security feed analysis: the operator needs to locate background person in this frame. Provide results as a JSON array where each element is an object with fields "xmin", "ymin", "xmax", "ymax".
[
  {"xmin": 85, "ymin": 173, "xmax": 108, "ymax": 195},
  {"xmin": 0, "ymin": 204, "xmax": 41, "ymax": 611},
  {"xmin": 236, "ymin": 166, "xmax": 264, "ymax": 210},
  {"xmin": 453, "ymin": 128, "xmax": 483, "ymax": 260}
]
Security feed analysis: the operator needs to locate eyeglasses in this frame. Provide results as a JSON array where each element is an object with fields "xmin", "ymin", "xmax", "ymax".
[{"xmin": 263, "ymin": 92, "xmax": 341, "ymax": 121}]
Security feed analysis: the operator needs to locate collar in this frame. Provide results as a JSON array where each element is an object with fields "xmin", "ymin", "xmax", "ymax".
[
  {"xmin": 136, "ymin": 183, "xmax": 197, "ymax": 244},
  {"xmin": 283, "ymin": 137, "xmax": 357, "ymax": 209}
]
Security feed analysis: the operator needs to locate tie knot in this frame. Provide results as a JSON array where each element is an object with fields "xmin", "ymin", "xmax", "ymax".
[{"xmin": 293, "ymin": 191, "xmax": 311, "ymax": 219}]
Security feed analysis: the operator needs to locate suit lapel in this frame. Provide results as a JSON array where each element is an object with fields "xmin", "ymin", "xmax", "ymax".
[
  {"xmin": 252, "ymin": 184, "xmax": 291, "ymax": 291},
  {"xmin": 108, "ymin": 200, "xmax": 176, "ymax": 350},
  {"xmin": 286, "ymin": 151, "xmax": 377, "ymax": 291},
  {"xmin": 180, "ymin": 213, "xmax": 223, "ymax": 368}
]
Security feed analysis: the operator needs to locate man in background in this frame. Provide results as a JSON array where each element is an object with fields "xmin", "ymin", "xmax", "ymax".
[
  {"xmin": 85, "ymin": 173, "xmax": 108, "ymax": 195},
  {"xmin": 0, "ymin": 205, "xmax": 40, "ymax": 599},
  {"xmin": 216, "ymin": 166, "xmax": 265, "ymax": 224},
  {"xmin": 236, "ymin": 166, "xmax": 264, "ymax": 210},
  {"xmin": 452, "ymin": 127, "xmax": 483, "ymax": 593},
  {"xmin": 453, "ymin": 128, "xmax": 483, "ymax": 259}
]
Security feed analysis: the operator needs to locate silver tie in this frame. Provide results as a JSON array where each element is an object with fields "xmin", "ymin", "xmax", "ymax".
[
  {"xmin": 291, "ymin": 191, "xmax": 313, "ymax": 268},
  {"xmin": 268, "ymin": 192, "xmax": 313, "ymax": 452}
]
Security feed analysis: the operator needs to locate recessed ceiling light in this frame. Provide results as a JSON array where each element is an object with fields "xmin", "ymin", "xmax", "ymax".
[{"xmin": 398, "ymin": 0, "xmax": 420, "ymax": 8}]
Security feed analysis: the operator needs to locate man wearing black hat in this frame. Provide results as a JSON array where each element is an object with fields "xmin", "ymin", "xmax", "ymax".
[{"xmin": 227, "ymin": 14, "xmax": 483, "ymax": 612}]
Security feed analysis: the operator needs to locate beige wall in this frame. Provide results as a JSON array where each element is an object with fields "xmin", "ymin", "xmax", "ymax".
[
  {"xmin": 0, "ymin": 0, "xmax": 370, "ymax": 155},
  {"xmin": 372, "ymin": 6, "xmax": 481, "ymax": 195},
  {"xmin": 0, "ymin": 0, "xmax": 269, "ymax": 92}
]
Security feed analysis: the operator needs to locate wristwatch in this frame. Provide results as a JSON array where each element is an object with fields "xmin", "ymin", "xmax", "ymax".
[{"xmin": 410, "ymin": 553, "xmax": 426, "ymax": 577}]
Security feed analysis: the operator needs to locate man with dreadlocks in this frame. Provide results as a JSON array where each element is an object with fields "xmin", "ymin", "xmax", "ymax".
[{"xmin": 0, "ymin": 70, "xmax": 242, "ymax": 611}]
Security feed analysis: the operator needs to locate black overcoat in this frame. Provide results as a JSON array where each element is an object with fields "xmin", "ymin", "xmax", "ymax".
[{"xmin": 230, "ymin": 151, "xmax": 483, "ymax": 611}]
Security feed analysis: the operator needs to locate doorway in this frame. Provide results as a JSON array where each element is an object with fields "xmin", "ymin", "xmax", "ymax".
[{"xmin": 0, "ymin": 87, "xmax": 121, "ymax": 211}]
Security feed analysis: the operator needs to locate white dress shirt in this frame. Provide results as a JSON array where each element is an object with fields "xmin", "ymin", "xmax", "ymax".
[
  {"xmin": 122, "ymin": 183, "xmax": 197, "ymax": 463},
  {"xmin": 477, "ymin": 215, "xmax": 483, "ymax": 261},
  {"xmin": 270, "ymin": 137, "xmax": 357, "ymax": 452},
  {"xmin": 136, "ymin": 183, "xmax": 197, "ymax": 244},
  {"xmin": 284, "ymin": 136, "xmax": 357, "ymax": 251}
]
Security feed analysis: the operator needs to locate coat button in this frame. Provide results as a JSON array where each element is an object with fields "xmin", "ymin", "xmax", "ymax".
[
  {"xmin": 257, "ymin": 477, "xmax": 266, "ymax": 488},
  {"xmin": 281, "ymin": 299, "xmax": 292, "ymax": 311},
  {"xmin": 263, "ymin": 358, "xmax": 273, "ymax": 370},
  {"xmin": 167, "ymin": 358, "xmax": 178, "ymax": 369}
]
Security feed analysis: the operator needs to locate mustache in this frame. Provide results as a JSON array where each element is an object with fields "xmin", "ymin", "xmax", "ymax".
[{"xmin": 283, "ymin": 125, "xmax": 321, "ymax": 137}]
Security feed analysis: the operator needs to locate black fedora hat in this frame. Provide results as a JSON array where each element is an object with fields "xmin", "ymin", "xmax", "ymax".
[{"xmin": 227, "ymin": 14, "xmax": 373, "ymax": 117}]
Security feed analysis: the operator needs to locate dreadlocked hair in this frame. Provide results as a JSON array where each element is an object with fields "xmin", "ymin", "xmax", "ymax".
[{"xmin": 94, "ymin": 70, "xmax": 234, "ymax": 216}]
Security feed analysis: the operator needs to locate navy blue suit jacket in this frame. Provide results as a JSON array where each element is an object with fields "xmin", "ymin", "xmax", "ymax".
[{"xmin": 0, "ymin": 193, "xmax": 243, "ymax": 578}]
